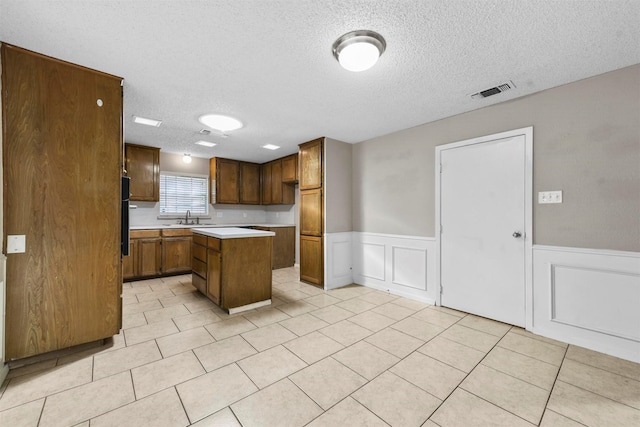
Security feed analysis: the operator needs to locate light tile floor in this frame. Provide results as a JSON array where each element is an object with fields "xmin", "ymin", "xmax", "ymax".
[{"xmin": 1, "ymin": 267, "xmax": 639, "ymax": 426}]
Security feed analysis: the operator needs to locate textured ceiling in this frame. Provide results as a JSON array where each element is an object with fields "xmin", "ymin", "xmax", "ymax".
[{"xmin": 1, "ymin": 1, "xmax": 639, "ymax": 163}]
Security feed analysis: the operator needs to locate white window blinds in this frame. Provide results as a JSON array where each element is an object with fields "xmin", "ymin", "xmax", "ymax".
[{"xmin": 159, "ymin": 173, "xmax": 208, "ymax": 214}]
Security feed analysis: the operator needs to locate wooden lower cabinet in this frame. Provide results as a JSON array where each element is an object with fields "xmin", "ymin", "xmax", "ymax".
[
  {"xmin": 124, "ymin": 228, "xmax": 191, "ymax": 281},
  {"xmin": 254, "ymin": 226, "xmax": 295, "ymax": 269},
  {"xmin": 300, "ymin": 235, "xmax": 323, "ymax": 286},
  {"xmin": 192, "ymin": 232, "xmax": 272, "ymax": 311}
]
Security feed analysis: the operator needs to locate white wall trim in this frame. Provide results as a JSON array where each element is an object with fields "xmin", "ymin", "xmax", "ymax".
[
  {"xmin": 324, "ymin": 232, "xmax": 353, "ymax": 290},
  {"xmin": 533, "ymin": 245, "xmax": 640, "ymax": 363},
  {"xmin": 352, "ymin": 232, "xmax": 436, "ymax": 304},
  {"xmin": 435, "ymin": 126, "xmax": 534, "ymax": 329}
]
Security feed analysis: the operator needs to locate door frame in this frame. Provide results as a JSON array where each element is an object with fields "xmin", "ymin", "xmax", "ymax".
[{"xmin": 435, "ymin": 127, "xmax": 534, "ymax": 330}]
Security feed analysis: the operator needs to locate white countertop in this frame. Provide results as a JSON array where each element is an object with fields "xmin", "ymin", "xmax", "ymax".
[
  {"xmin": 130, "ymin": 223, "xmax": 294, "ymax": 230},
  {"xmin": 191, "ymin": 227, "xmax": 275, "ymax": 239}
]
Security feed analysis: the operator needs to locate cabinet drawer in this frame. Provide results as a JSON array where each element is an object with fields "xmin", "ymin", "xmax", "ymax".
[
  {"xmin": 130, "ymin": 229, "xmax": 161, "ymax": 239},
  {"xmin": 192, "ymin": 273, "xmax": 206, "ymax": 294},
  {"xmin": 162, "ymin": 228, "xmax": 192, "ymax": 237},
  {"xmin": 192, "ymin": 258, "xmax": 207, "ymax": 278},
  {"xmin": 207, "ymin": 237, "xmax": 221, "ymax": 251},
  {"xmin": 192, "ymin": 243, "xmax": 207, "ymax": 262},
  {"xmin": 193, "ymin": 233, "xmax": 207, "ymax": 246}
]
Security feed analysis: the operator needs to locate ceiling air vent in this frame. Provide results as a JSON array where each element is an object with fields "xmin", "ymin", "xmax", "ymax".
[
  {"xmin": 199, "ymin": 129, "xmax": 212, "ymax": 135},
  {"xmin": 471, "ymin": 81, "xmax": 515, "ymax": 99}
]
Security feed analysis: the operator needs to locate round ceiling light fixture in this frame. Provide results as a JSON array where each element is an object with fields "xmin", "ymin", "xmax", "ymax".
[
  {"xmin": 198, "ymin": 114, "xmax": 243, "ymax": 132},
  {"xmin": 332, "ymin": 30, "xmax": 386, "ymax": 72},
  {"xmin": 182, "ymin": 153, "xmax": 192, "ymax": 164}
]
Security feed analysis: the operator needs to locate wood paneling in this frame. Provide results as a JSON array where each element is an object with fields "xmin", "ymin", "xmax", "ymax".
[
  {"xmin": 299, "ymin": 138, "xmax": 323, "ymax": 190},
  {"xmin": 300, "ymin": 189, "xmax": 323, "ymax": 236},
  {"xmin": 125, "ymin": 144, "xmax": 160, "ymax": 201},
  {"xmin": 162, "ymin": 236, "xmax": 192, "ymax": 274},
  {"xmin": 2, "ymin": 44, "xmax": 122, "ymax": 360},
  {"xmin": 300, "ymin": 236, "xmax": 323, "ymax": 286},
  {"xmin": 281, "ymin": 154, "xmax": 298, "ymax": 183},
  {"xmin": 240, "ymin": 162, "xmax": 261, "ymax": 204}
]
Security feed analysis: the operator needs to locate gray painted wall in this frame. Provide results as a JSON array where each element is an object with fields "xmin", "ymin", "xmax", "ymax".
[
  {"xmin": 352, "ymin": 64, "xmax": 640, "ymax": 252},
  {"xmin": 325, "ymin": 138, "xmax": 353, "ymax": 233}
]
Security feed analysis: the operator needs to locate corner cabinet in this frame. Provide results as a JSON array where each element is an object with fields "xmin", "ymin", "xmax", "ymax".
[{"xmin": 125, "ymin": 143, "xmax": 160, "ymax": 202}]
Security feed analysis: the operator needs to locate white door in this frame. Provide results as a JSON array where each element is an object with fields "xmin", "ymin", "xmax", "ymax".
[{"xmin": 439, "ymin": 134, "xmax": 526, "ymax": 326}]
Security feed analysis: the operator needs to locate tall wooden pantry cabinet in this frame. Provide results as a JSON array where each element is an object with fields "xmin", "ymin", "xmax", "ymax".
[
  {"xmin": 299, "ymin": 138, "xmax": 324, "ymax": 286},
  {"xmin": 1, "ymin": 44, "xmax": 123, "ymax": 360}
]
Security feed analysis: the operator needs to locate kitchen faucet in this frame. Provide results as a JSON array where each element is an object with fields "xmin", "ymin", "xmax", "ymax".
[{"xmin": 185, "ymin": 210, "xmax": 191, "ymax": 225}]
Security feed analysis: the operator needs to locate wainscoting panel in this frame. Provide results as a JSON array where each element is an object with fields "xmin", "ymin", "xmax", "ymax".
[
  {"xmin": 353, "ymin": 232, "xmax": 436, "ymax": 303},
  {"xmin": 533, "ymin": 245, "xmax": 640, "ymax": 363},
  {"xmin": 324, "ymin": 232, "xmax": 353, "ymax": 290}
]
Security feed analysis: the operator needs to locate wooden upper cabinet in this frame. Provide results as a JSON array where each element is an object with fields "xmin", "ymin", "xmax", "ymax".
[
  {"xmin": 299, "ymin": 138, "xmax": 323, "ymax": 190},
  {"xmin": 271, "ymin": 160, "xmax": 283, "ymax": 203},
  {"xmin": 125, "ymin": 144, "xmax": 160, "ymax": 201},
  {"xmin": 240, "ymin": 162, "xmax": 261, "ymax": 204},
  {"xmin": 281, "ymin": 154, "xmax": 298, "ymax": 183},
  {"xmin": 261, "ymin": 162, "xmax": 272, "ymax": 205},
  {"xmin": 211, "ymin": 157, "xmax": 240, "ymax": 204}
]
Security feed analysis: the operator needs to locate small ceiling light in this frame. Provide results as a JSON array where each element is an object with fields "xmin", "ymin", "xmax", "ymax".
[
  {"xmin": 262, "ymin": 144, "xmax": 280, "ymax": 150},
  {"xmin": 182, "ymin": 154, "xmax": 192, "ymax": 163},
  {"xmin": 199, "ymin": 114, "xmax": 243, "ymax": 132},
  {"xmin": 332, "ymin": 30, "xmax": 386, "ymax": 72},
  {"xmin": 133, "ymin": 115, "xmax": 162, "ymax": 127},
  {"xmin": 195, "ymin": 140, "xmax": 216, "ymax": 147}
]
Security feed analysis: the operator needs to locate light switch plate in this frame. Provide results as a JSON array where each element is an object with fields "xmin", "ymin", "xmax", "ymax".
[
  {"xmin": 538, "ymin": 191, "xmax": 563, "ymax": 204},
  {"xmin": 216, "ymin": 212, "xmax": 223, "ymax": 218},
  {"xmin": 7, "ymin": 235, "xmax": 26, "ymax": 253}
]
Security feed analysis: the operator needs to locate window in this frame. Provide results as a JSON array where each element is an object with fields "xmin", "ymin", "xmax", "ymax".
[{"xmin": 159, "ymin": 173, "xmax": 208, "ymax": 215}]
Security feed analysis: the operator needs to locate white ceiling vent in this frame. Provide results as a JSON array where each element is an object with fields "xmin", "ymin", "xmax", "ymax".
[
  {"xmin": 199, "ymin": 129, "xmax": 211, "ymax": 135},
  {"xmin": 470, "ymin": 81, "xmax": 516, "ymax": 99}
]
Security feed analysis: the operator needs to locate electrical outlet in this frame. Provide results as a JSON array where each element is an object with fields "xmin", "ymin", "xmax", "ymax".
[
  {"xmin": 243, "ymin": 213, "xmax": 247, "ymax": 218},
  {"xmin": 538, "ymin": 191, "xmax": 563, "ymax": 204},
  {"xmin": 216, "ymin": 212, "xmax": 223, "ymax": 218}
]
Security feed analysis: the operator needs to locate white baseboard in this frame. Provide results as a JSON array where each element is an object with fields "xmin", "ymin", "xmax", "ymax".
[
  {"xmin": 533, "ymin": 245, "xmax": 640, "ymax": 363},
  {"xmin": 351, "ymin": 232, "xmax": 436, "ymax": 302}
]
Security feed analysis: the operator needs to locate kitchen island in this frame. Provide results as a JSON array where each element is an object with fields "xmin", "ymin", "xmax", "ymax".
[{"xmin": 191, "ymin": 227, "xmax": 275, "ymax": 313}]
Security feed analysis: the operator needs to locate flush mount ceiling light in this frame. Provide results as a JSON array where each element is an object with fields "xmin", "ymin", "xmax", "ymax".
[
  {"xmin": 182, "ymin": 154, "xmax": 192, "ymax": 164},
  {"xmin": 133, "ymin": 115, "xmax": 162, "ymax": 127},
  {"xmin": 195, "ymin": 140, "xmax": 216, "ymax": 147},
  {"xmin": 198, "ymin": 114, "xmax": 243, "ymax": 132},
  {"xmin": 262, "ymin": 144, "xmax": 280, "ymax": 150},
  {"xmin": 332, "ymin": 30, "xmax": 386, "ymax": 72}
]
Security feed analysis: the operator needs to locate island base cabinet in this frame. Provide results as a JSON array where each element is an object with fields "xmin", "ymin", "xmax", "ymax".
[
  {"xmin": 221, "ymin": 237, "xmax": 272, "ymax": 309},
  {"xmin": 300, "ymin": 235, "xmax": 323, "ymax": 286},
  {"xmin": 207, "ymin": 248, "xmax": 221, "ymax": 305}
]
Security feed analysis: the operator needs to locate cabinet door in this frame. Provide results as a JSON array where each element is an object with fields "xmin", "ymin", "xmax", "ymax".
[
  {"xmin": 273, "ymin": 227, "xmax": 296, "ymax": 269},
  {"xmin": 122, "ymin": 240, "xmax": 138, "ymax": 280},
  {"xmin": 261, "ymin": 162, "xmax": 272, "ymax": 205},
  {"xmin": 126, "ymin": 144, "xmax": 160, "ymax": 201},
  {"xmin": 216, "ymin": 158, "xmax": 240, "ymax": 204},
  {"xmin": 138, "ymin": 238, "xmax": 162, "ymax": 277},
  {"xmin": 271, "ymin": 160, "xmax": 283, "ymax": 203},
  {"xmin": 281, "ymin": 154, "xmax": 298, "ymax": 183},
  {"xmin": 300, "ymin": 189, "xmax": 323, "ymax": 236},
  {"xmin": 240, "ymin": 162, "xmax": 261, "ymax": 204},
  {"xmin": 299, "ymin": 138, "xmax": 323, "ymax": 190},
  {"xmin": 207, "ymin": 248, "xmax": 222, "ymax": 305},
  {"xmin": 300, "ymin": 235, "xmax": 323, "ymax": 286},
  {"xmin": 162, "ymin": 236, "xmax": 192, "ymax": 274}
]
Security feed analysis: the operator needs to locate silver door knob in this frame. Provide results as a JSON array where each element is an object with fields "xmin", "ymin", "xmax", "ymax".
[{"xmin": 512, "ymin": 231, "xmax": 522, "ymax": 238}]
